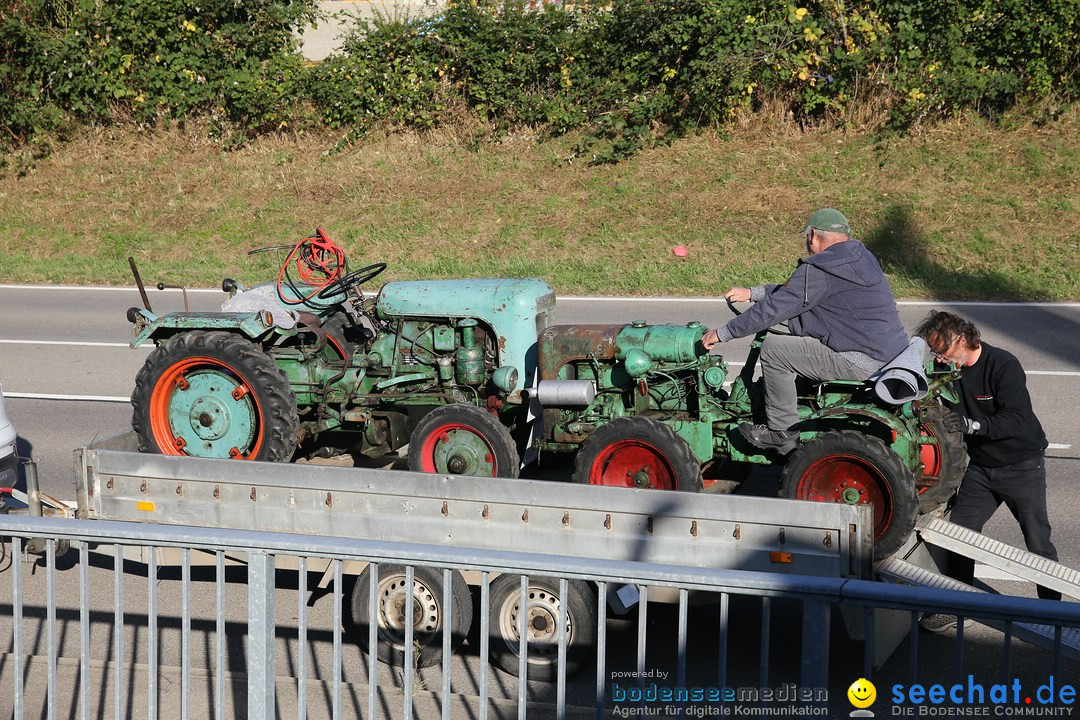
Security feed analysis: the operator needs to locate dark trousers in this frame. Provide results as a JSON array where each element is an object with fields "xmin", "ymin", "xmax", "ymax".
[{"xmin": 947, "ymin": 454, "xmax": 1061, "ymax": 601}]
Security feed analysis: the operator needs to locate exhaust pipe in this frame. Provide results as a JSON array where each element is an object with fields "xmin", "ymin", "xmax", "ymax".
[{"xmin": 536, "ymin": 380, "xmax": 597, "ymax": 407}]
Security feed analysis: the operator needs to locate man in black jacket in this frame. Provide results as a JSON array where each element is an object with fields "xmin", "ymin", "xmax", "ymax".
[{"xmin": 915, "ymin": 311, "xmax": 1060, "ymax": 632}]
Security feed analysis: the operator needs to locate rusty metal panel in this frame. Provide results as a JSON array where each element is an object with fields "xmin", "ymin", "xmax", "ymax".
[{"xmin": 538, "ymin": 324, "xmax": 625, "ymax": 380}]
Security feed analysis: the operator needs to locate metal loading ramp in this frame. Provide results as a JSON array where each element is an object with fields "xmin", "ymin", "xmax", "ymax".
[
  {"xmin": 916, "ymin": 516, "xmax": 1080, "ymax": 599},
  {"xmin": 876, "ymin": 515, "xmax": 1080, "ymax": 661}
]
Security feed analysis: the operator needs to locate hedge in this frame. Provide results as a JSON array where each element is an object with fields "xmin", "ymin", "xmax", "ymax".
[{"xmin": 2, "ymin": 0, "xmax": 1077, "ymax": 162}]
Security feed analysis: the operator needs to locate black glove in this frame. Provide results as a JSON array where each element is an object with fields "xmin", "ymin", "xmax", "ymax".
[
  {"xmin": 944, "ymin": 410, "xmax": 984, "ymax": 435},
  {"xmin": 942, "ymin": 410, "xmax": 967, "ymax": 433}
]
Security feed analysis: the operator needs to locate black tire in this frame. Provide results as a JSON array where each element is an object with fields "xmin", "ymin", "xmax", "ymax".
[
  {"xmin": 131, "ymin": 331, "xmax": 298, "ymax": 462},
  {"xmin": 915, "ymin": 402, "xmax": 968, "ymax": 512},
  {"xmin": 408, "ymin": 404, "xmax": 520, "ymax": 478},
  {"xmin": 351, "ymin": 564, "xmax": 473, "ymax": 668},
  {"xmin": 571, "ymin": 416, "xmax": 703, "ymax": 492},
  {"xmin": 779, "ymin": 430, "xmax": 918, "ymax": 559},
  {"xmin": 489, "ymin": 574, "xmax": 596, "ymax": 681}
]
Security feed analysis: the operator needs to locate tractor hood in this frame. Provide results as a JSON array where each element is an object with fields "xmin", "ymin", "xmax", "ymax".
[
  {"xmin": 375, "ymin": 278, "xmax": 554, "ymax": 321},
  {"xmin": 376, "ymin": 278, "xmax": 556, "ymax": 396}
]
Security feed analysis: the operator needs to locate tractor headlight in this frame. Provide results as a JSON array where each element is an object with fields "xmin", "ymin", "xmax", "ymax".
[{"xmin": 491, "ymin": 366, "xmax": 519, "ymax": 394}]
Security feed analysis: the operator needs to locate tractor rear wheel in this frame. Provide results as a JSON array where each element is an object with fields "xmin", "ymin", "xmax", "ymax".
[
  {"xmin": 131, "ymin": 331, "xmax": 298, "ymax": 462},
  {"xmin": 915, "ymin": 402, "xmax": 968, "ymax": 512},
  {"xmin": 571, "ymin": 417, "xmax": 703, "ymax": 492},
  {"xmin": 779, "ymin": 430, "xmax": 918, "ymax": 558},
  {"xmin": 408, "ymin": 404, "xmax": 520, "ymax": 478}
]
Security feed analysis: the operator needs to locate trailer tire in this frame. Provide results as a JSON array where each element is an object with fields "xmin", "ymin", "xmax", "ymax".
[
  {"xmin": 780, "ymin": 430, "xmax": 918, "ymax": 559},
  {"xmin": 916, "ymin": 403, "xmax": 968, "ymax": 512},
  {"xmin": 572, "ymin": 417, "xmax": 703, "ymax": 492},
  {"xmin": 132, "ymin": 331, "xmax": 298, "ymax": 462},
  {"xmin": 408, "ymin": 404, "xmax": 520, "ymax": 478},
  {"xmin": 352, "ymin": 564, "xmax": 473, "ymax": 668},
  {"xmin": 489, "ymin": 574, "xmax": 595, "ymax": 681}
]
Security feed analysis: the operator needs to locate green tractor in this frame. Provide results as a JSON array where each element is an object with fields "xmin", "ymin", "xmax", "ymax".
[
  {"xmin": 127, "ymin": 230, "xmax": 553, "ymax": 477},
  {"xmin": 531, "ymin": 309, "xmax": 967, "ymax": 558}
]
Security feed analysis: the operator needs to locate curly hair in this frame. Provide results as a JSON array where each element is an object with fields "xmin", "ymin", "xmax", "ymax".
[{"xmin": 914, "ymin": 311, "xmax": 981, "ymax": 353}]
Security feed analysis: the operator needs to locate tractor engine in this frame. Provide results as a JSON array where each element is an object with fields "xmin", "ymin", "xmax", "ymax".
[{"xmin": 535, "ymin": 322, "xmax": 728, "ymax": 446}]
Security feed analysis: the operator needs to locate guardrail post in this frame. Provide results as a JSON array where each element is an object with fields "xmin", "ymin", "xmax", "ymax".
[
  {"xmin": 248, "ymin": 551, "xmax": 276, "ymax": 719},
  {"xmin": 800, "ymin": 600, "xmax": 830, "ymax": 699},
  {"xmin": 24, "ymin": 460, "xmax": 47, "ymax": 554}
]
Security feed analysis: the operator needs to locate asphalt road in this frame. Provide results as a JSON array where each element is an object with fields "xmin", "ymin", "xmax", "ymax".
[{"xmin": 1, "ymin": 284, "xmax": 1078, "ymax": 716}]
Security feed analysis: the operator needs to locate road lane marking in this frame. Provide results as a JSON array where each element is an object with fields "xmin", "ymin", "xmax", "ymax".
[
  {"xmin": 560, "ymin": 297, "xmax": 1080, "ymax": 308},
  {"xmin": 7, "ymin": 339, "xmax": 1080, "ymax": 377},
  {"xmin": 6, "ymin": 392, "xmax": 130, "ymax": 403},
  {"xmin": 0, "ymin": 339, "xmax": 135, "ymax": 348},
  {"xmin": 6, "ymin": 285, "xmax": 1080, "ymax": 307},
  {"xmin": 1026, "ymin": 370, "xmax": 1080, "ymax": 376},
  {"xmin": 0, "ymin": 284, "xmax": 221, "ymax": 293},
  {"xmin": 3, "ymin": 392, "xmax": 1072, "ymax": 449}
]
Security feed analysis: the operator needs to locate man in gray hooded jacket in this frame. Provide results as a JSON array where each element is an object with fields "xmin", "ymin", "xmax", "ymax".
[{"xmin": 701, "ymin": 208, "xmax": 908, "ymax": 454}]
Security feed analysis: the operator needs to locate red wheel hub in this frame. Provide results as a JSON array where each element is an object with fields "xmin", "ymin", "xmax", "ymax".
[
  {"xmin": 917, "ymin": 422, "xmax": 943, "ymax": 494},
  {"xmin": 796, "ymin": 454, "xmax": 893, "ymax": 541},
  {"xmin": 588, "ymin": 440, "xmax": 677, "ymax": 490},
  {"xmin": 417, "ymin": 422, "xmax": 497, "ymax": 476}
]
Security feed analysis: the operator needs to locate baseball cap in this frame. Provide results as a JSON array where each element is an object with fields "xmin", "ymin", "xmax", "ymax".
[{"xmin": 803, "ymin": 208, "xmax": 851, "ymax": 235}]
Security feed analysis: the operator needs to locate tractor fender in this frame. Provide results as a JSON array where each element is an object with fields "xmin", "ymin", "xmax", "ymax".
[
  {"xmin": 128, "ymin": 308, "xmax": 279, "ymax": 349},
  {"xmin": 803, "ymin": 405, "xmax": 921, "ymax": 468}
]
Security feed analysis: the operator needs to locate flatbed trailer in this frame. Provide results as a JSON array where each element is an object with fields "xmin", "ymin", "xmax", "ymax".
[
  {"xmin": 1, "ymin": 430, "xmax": 874, "ymax": 674},
  {"xmin": 8, "ymin": 431, "xmax": 1078, "ymax": 673},
  {"xmin": 70, "ymin": 431, "xmax": 872, "ymax": 579}
]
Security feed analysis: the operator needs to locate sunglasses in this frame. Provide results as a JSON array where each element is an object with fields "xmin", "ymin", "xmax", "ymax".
[{"xmin": 931, "ymin": 334, "xmax": 961, "ymax": 360}]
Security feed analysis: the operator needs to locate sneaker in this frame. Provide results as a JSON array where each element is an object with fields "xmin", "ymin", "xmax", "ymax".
[
  {"xmin": 919, "ymin": 613, "xmax": 973, "ymax": 633},
  {"xmin": 738, "ymin": 423, "xmax": 799, "ymax": 454}
]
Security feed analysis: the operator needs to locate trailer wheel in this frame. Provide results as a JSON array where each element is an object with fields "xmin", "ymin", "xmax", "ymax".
[
  {"xmin": 572, "ymin": 417, "xmax": 703, "ymax": 492},
  {"xmin": 915, "ymin": 402, "xmax": 968, "ymax": 512},
  {"xmin": 489, "ymin": 574, "xmax": 596, "ymax": 681},
  {"xmin": 408, "ymin": 404, "xmax": 520, "ymax": 478},
  {"xmin": 352, "ymin": 564, "xmax": 473, "ymax": 668},
  {"xmin": 132, "ymin": 331, "xmax": 298, "ymax": 462},
  {"xmin": 780, "ymin": 430, "xmax": 918, "ymax": 559}
]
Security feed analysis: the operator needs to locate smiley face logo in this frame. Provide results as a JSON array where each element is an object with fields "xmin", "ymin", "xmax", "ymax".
[{"xmin": 847, "ymin": 678, "xmax": 876, "ymax": 708}]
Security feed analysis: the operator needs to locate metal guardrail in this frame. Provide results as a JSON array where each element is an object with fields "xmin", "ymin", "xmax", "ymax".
[{"xmin": 1, "ymin": 515, "xmax": 1078, "ymax": 719}]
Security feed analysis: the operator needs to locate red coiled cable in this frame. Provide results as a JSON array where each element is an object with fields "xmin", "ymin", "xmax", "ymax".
[{"xmin": 276, "ymin": 228, "xmax": 348, "ymax": 305}]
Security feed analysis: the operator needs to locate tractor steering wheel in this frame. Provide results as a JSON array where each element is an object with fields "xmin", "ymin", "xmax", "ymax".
[
  {"xmin": 725, "ymin": 297, "xmax": 792, "ymax": 335},
  {"xmin": 316, "ymin": 262, "xmax": 388, "ymax": 299}
]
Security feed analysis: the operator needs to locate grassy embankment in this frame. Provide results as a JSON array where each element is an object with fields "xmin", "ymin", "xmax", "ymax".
[{"xmin": 1, "ymin": 112, "xmax": 1077, "ymax": 300}]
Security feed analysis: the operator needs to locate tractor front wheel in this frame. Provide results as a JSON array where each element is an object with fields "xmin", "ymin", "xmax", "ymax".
[
  {"xmin": 780, "ymin": 430, "xmax": 918, "ymax": 559},
  {"xmin": 408, "ymin": 404, "xmax": 520, "ymax": 478},
  {"xmin": 571, "ymin": 417, "xmax": 703, "ymax": 492},
  {"xmin": 131, "ymin": 331, "xmax": 298, "ymax": 462}
]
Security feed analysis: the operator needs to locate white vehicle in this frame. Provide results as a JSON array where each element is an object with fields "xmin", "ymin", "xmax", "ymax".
[{"xmin": 0, "ymin": 383, "xmax": 18, "ymax": 490}]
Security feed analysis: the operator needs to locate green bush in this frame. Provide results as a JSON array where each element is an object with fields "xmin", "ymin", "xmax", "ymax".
[
  {"xmin": 0, "ymin": 0, "xmax": 317, "ymax": 150},
  {"xmin": 307, "ymin": 19, "xmax": 445, "ymax": 134},
  {"xmin": 2, "ymin": 0, "xmax": 1077, "ymax": 161},
  {"xmin": 308, "ymin": 0, "xmax": 1077, "ymax": 161}
]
